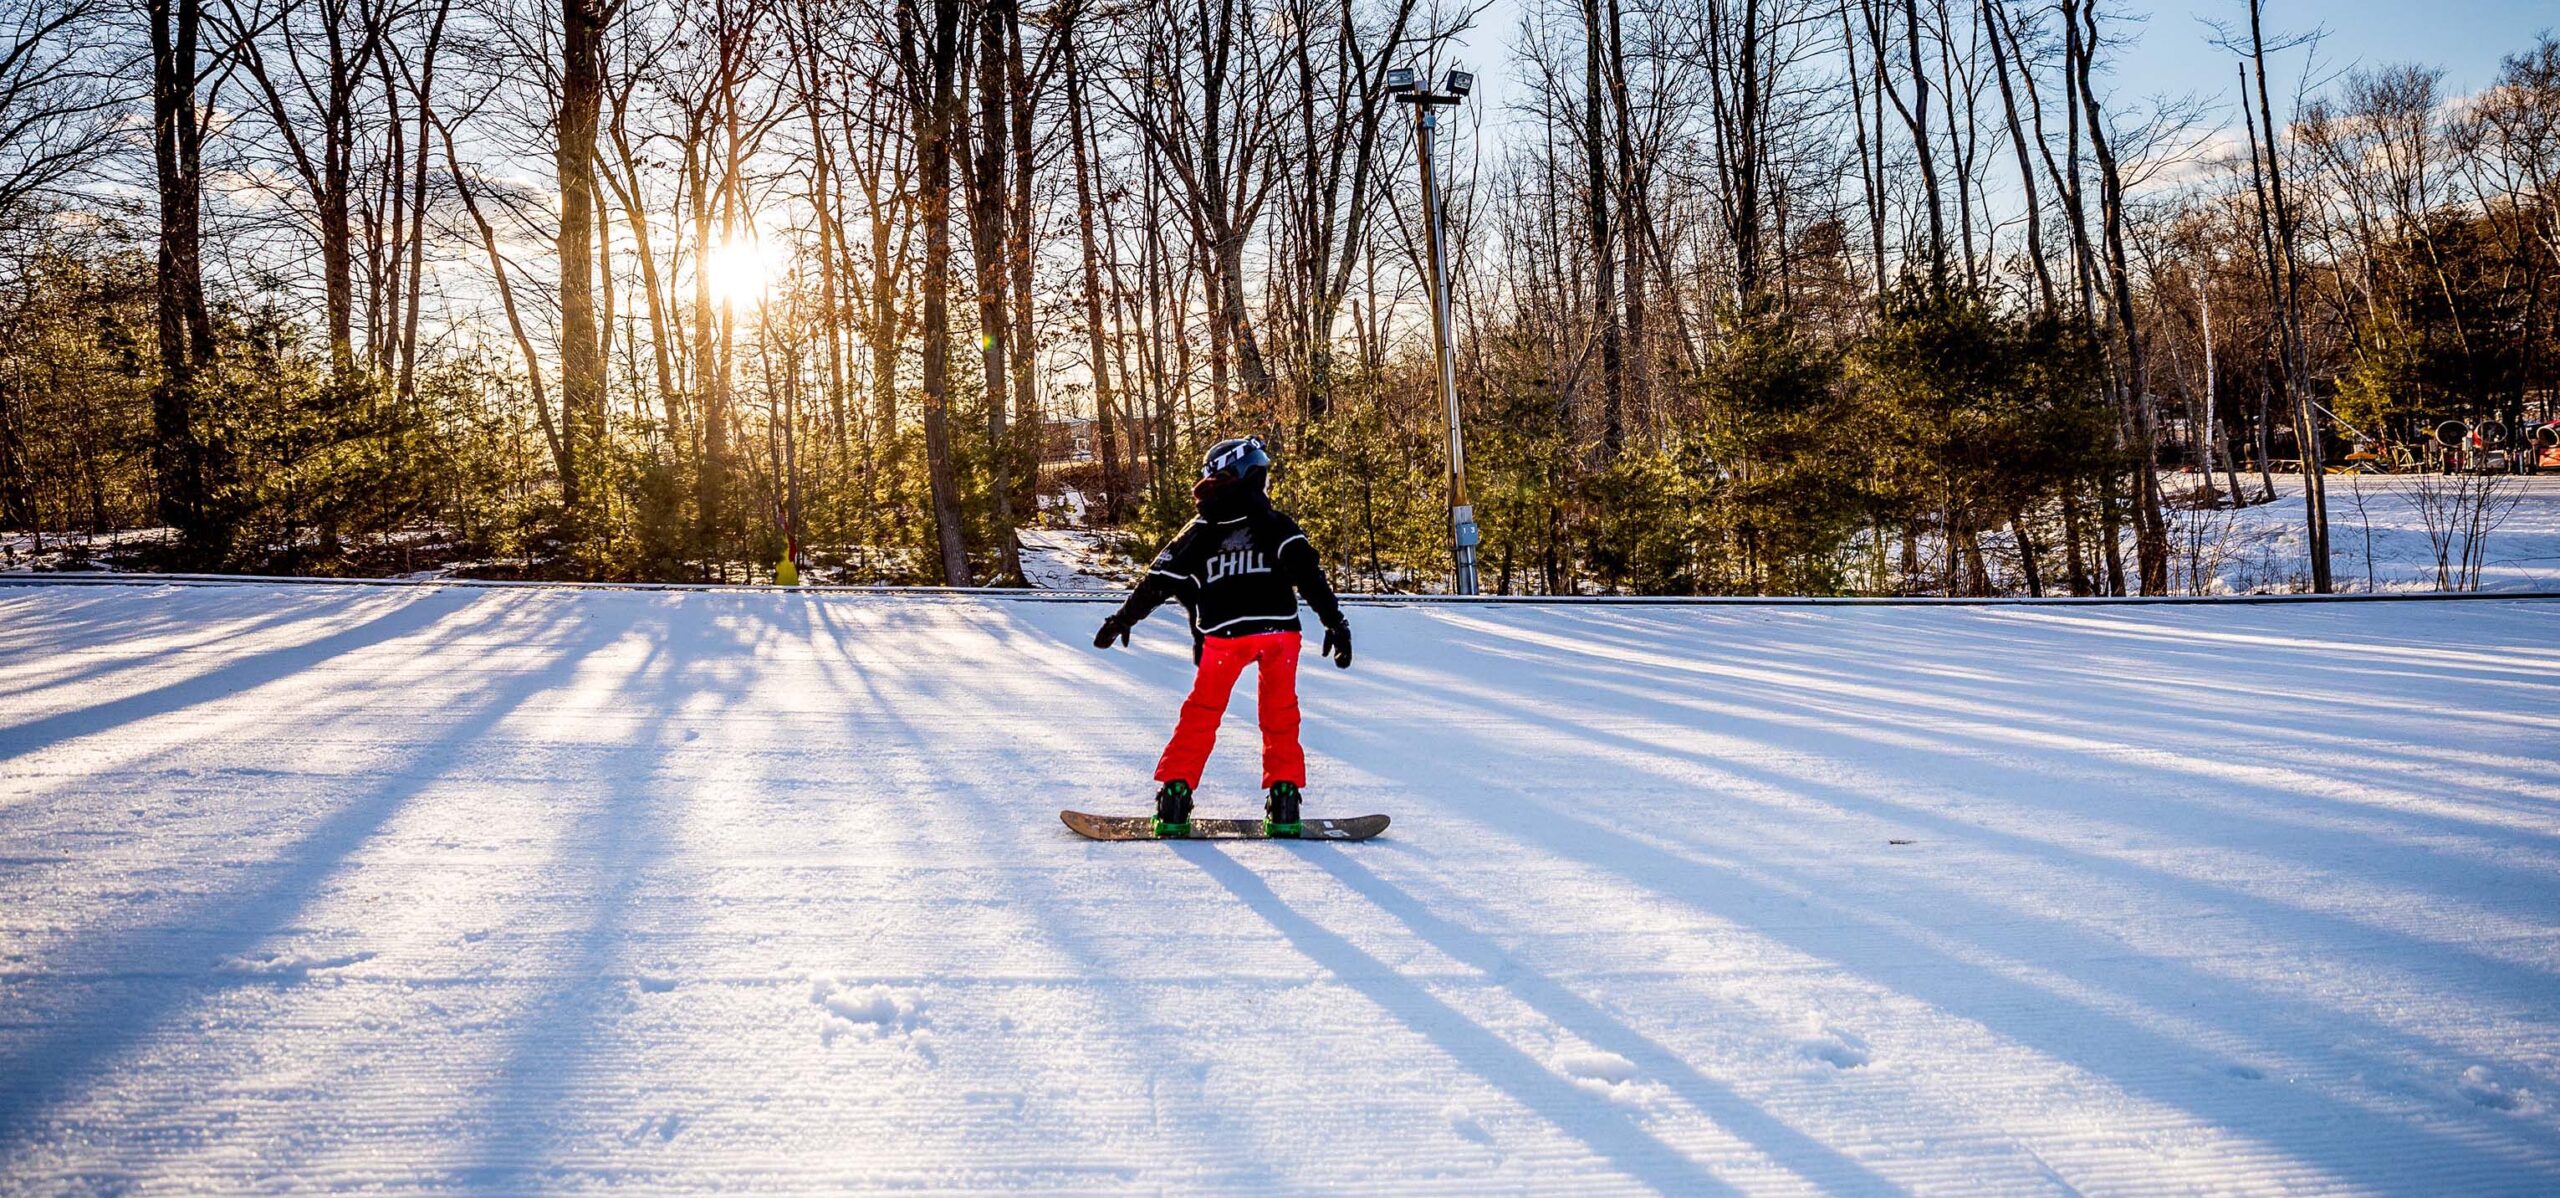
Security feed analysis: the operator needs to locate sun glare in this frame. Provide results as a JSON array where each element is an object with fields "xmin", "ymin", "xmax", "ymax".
[{"xmin": 704, "ymin": 236, "xmax": 782, "ymax": 307}]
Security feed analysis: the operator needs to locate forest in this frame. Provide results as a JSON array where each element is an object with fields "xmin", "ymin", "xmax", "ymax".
[{"xmin": 0, "ymin": 0, "xmax": 2555, "ymax": 594}]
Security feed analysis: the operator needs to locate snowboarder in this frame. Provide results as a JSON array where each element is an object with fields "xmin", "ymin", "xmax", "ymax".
[{"xmin": 1093, "ymin": 436, "xmax": 1352, "ymax": 837}]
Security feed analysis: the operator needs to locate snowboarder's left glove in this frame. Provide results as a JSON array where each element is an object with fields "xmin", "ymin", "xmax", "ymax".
[
  {"xmin": 1094, "ymin": 615, "xmax": 1132, "ymax": 649},
  {"xmin": 1321, "ymin": 621, "xmax": 1352, "ymax": 669}
]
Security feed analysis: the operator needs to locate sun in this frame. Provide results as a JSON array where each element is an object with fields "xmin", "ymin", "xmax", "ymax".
[{"xmin": 703, "ymin": 235, "xmax": 783, "ymax": 307}]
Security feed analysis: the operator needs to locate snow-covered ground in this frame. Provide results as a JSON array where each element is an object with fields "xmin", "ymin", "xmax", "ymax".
[
  {"xmin": 1016, "ymin": 527, "xmax": 1139, "ymax": 591},
  {"xmin": 2, "ymin": 582, "xmax": 2557, "ymax": 1193},
  {"xmin": 2165, "ymin": 473, "xmax": 2560, "ymax": 595},
  {"xmin": 0, "ymin": 529, "xmax": 177, "ymax": 574}
]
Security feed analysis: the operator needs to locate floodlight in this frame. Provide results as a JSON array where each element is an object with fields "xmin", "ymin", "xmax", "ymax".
[
  {"xmin": 1444, "ymin": 69, "xmax": 1474, "ymax": 98},
  {"xmin": 1385, "ymin": 67, "xmax": 1418, "ymax": 94}
]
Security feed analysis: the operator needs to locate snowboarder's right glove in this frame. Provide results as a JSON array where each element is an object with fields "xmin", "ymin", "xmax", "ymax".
[
  {"xmin": 1321, "ymin": 621, "xmax": 1352, "ymax": 669},
  {"xmin": 1094, "ymin": 614, "xmax": 1132, "ymax": 649}
]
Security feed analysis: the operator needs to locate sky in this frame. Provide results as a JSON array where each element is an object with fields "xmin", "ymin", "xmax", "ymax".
[
  {"xmin": 2114, "ymin": 0, "xmax": 2555, "ymax": 112},
  {"xmin": 1442, "ymin": 0, "xmax": 2558, "ymax": 151}
]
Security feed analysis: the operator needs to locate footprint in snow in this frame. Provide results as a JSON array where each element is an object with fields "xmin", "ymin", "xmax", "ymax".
[
  {"xmin": 1443, "ymin": 1103, "xmax": 1495, "ymax": 1146},
  {"xmin": 2459, "ymin": 1065, "xmax": 2529, "ymax": 1112},
  {"xmin": 810, "ymin": 977, "xmax": 926, "ymax": 1043},
  {"xmin": 1796, "ymin": 1021, "xmax": 1871, "ymax": 1070},
  {"xmin": 622, "ymin": 1112, "xmax": 685, "ymax": 1144}
]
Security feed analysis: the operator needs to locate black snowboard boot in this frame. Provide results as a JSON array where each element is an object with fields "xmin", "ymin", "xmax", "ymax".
[
  {"xmin": 1152, "ymin": 780, "xmax": 1194, "ymax": 838},
  {"xmin": 1264, "ymin": 781, "xmax": 1303, "ymax": 839}
]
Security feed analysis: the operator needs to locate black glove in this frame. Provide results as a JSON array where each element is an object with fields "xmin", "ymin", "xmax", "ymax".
[
  {"xmin": 1094, "ymin": 615, "xmax": 1131, "ymax": 649},
  {"xmin": 1191, "ymin": 631, "xmax": 1205, "ymax": 665},
  {"xmin": 1321, "ymin": 622, "xmax": 1352, "ymax": 669}
]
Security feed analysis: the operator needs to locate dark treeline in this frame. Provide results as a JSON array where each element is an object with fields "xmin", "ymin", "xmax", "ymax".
[{"xmin": 1, "ymin": 0, "xmax": 2555, "ymax": 592}]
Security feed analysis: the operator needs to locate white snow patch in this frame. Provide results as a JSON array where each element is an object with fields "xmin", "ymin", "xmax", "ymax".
[{"xmin": 2171, "ymin": 473, "xmax": 2560, "ymax": 594}]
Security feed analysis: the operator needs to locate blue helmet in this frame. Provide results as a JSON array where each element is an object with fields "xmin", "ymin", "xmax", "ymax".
[{"xmin": 1201, "ymin": 436, "xmax": 1271, "ymax": 481}]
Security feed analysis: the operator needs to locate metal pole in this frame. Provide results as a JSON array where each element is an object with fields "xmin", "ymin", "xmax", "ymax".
[{"xmin": 1414, "ymin": 104, "xmax": 1479, "ymax": 595}]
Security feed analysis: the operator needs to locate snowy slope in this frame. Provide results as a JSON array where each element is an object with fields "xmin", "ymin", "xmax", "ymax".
[{"xmin": 2, "ymin": 583, "xmax": 2557, "ymax": 1194}]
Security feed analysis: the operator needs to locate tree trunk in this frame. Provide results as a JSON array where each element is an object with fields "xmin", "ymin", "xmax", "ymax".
[
  {"xmin": 2070, "ymin": 0, "xmax": 2167, "ymax": 594},
  {"xmin": 2248, "ymin": 0, "xmax": 2330, "ymax": 591},
  {"xmin": 150, "ymin": 0, "xmax": 223, "ymax": 557},
  {"xmin": 603, "ymin": 120, "xmax": 679, "ymax": 430},
  {"xmin": 2059, "ymin": 484, "xmax": 2090, "ymax": 594},
  {"xmin": 1581, "ymin": 0, "xmax": 1622, "ymax": 453},
  {"xmin": 1903, "ymin": 0, "xmax": 1946, "ymax": 279},
  {"xmin": 916, "ymin": 0, "xmax": 972, "ymax": 584},
  {"xmin": 1984, "ymin": 0, "xmax": 2055, "ymax": 310},
  {"xmin": 1708, "ymin": 0, "xmax": 1767, "ymax": 305},
  {"xmin": 398, "ymin": 0, "xmax": 451, "ymax": 405},
  {"xmin": 555, "ymin": 0, "xmax": 608, "ymax": 512},
  {"xmin": 1850, "ymin": 1, "xmax": 1887, "ymax": 301},
  {"xmin": 1065, "ymin": 27, "xmax": 1123, "ymax": 521},
  {"xmin": 1004, "ymin": 3, "xmax": 1038, "ymax": 518},
  {"xmin": 2098, "ymin": 474, "xmax": 2126, "ymax": 595},
  {"xmin": 2012, "ymin": 507, "xmax": 2043, "ymax": 596},
  {"xmin": 1606, "ymin": 0, "xmax": 1648, "ymax": 416},
  {"xmin": 969, "ymin": 0, "xmax": 1019, "ymax": 582},
  {"xmin": 439, "ymin": 112, "xmax": 564, "ymax": 492}
]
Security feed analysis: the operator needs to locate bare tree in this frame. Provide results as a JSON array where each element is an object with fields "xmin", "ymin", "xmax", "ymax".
[
  {"xmin": 963, "ymin": 0, "xmax": 1018, "ymax": 580},
  {"xmin": 908, "ymin": 0, "xmax": 969, "ymax": 584},
  {"xmin": 0, "ymin": 1, "xmax": 125, "ymax": 227},
  {"xmin": 553, "ymin": 0, "xmax": 614, "ymax": 511},
  {"xmin": 2244, "ymin": 0, "xmax": 2331, "ymax": 591},
  {"xmin": 148, "ymin": 0, "xmax": 224, "ymax": 553}
]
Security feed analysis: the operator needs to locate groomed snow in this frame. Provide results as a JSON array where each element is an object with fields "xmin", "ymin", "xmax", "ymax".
[{"xmin": 2, "ymin": 583, "xmax": 2556, "ymax": 1194}]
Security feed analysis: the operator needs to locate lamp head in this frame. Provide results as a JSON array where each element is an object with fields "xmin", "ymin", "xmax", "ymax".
[
  {"xmin": 1444, "ymin": 69, "xmax": 1474, "ymax": 98},
  {"xmin": 1385, "ymin": 66, "xmax": 1418, "ymax": 94}
]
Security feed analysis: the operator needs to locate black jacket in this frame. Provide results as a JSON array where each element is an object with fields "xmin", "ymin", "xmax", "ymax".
[{"xmin": 1113, "ymin": 490, "xmax": 1345, "ymax": 639}]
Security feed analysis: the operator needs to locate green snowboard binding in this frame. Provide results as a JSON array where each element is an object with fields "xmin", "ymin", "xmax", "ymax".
[
  {"xmin": 1264, "ymin": 781, "xmax": 1303, "ymax": 839},
  {"xmin": 1152, "ymin": 780, "xmax": 1195, "ymax": 838}
]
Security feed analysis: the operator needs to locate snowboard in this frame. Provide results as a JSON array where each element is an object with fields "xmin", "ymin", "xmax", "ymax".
[{"xmin": 1060, "ymin": 810, "xmax": 1390, "ymax": 842}]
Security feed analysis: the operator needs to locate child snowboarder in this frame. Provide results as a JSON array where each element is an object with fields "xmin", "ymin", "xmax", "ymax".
[{"xmin": 1092, "ymin": 436, "xmax": 1352, "ymax": 837}]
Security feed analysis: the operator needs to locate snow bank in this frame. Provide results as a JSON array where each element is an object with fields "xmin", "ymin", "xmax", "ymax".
[{"xmin": 1, "ymin": 582, "xmax": 2556, "ymax": 1192}]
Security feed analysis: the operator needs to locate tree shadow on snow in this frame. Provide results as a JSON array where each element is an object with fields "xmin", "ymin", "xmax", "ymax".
[
  {"xmin": 0, "ymin": 592, "xmax": 634, "ymax": 1152},
  {"xmin": 1180, "ymin": 847, "xmax": 1758, "ymax": 1195},
  {"xmin": 449, "ymin": 600, "xmax": 758, "ymax": 1186},
  {"xmin": 1322, "ymin": 706, "xmax": 2560, "ymax": 1192},
  {"xmin": 0, "ymin": 588, "xmax": 367, "ymax": 706},
  {"xmin": 0, "ymin": 586, "xmax": 478, "ymax": 762}
]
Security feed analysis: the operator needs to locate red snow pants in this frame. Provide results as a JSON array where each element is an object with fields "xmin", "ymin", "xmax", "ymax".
[{"xmin": 1154, "ymin": 630, "xmax": 1304, "ymax": 789}]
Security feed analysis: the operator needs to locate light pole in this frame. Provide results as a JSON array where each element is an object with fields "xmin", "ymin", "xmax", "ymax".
[{"xmin": 1388, "ymin": 66, "xmax": 1479, "ymax": 595}]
